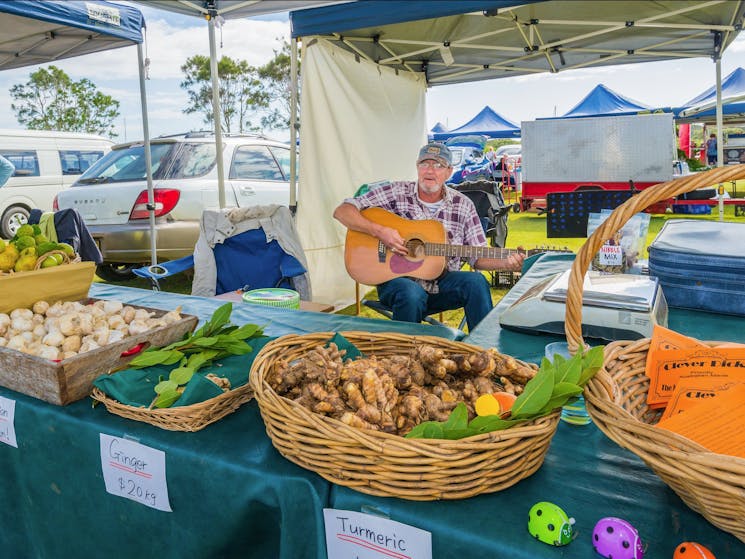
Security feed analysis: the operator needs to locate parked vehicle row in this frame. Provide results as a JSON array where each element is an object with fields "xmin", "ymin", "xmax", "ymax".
[
  {"xmin": 0, "ymin": 129, "xmax": 113, "ymax": 238},
  {"xmin": 53, "ymin": 132, "xmax": 294, "ymax": 281}
]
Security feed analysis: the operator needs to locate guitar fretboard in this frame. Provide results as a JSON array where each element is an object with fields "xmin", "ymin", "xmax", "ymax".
[{"xmin": 424, "ymin": 242, "xmax": 517, "ymax": 260}]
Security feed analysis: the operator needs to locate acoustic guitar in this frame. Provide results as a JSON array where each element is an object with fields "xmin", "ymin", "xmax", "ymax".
[{"xmin": 345, "ymin": 207, "xmax": 563, "ymax": 285}]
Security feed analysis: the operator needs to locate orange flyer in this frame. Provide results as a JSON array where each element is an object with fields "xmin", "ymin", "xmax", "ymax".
[
  {"xmin": 645, "ymin": 347, "xmax": 745, "ymax": 406},
  {"xmin": 655, "ymin": 384, "xmax": 745, "ymax": 458},
  {"xmin": 659, "ymin": 377, "xmax": 744, "ymax": 421},
  {"xmin": 645, "ymin": 325, "xmax": 745, "ymax": 407}
]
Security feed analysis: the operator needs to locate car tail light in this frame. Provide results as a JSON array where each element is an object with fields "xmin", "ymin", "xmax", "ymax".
[
  {"xmin": 129, "ymin": 189, "xmax": 180, "ymax": 220},
  {"xmin": 52, "ymin": 195, "xmax": 59, "ymax": 211}
]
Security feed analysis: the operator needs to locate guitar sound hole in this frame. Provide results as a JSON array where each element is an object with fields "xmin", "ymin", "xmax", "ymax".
[{"xmin": 404, "ymin": 239, "xmax": 426, "ymax": 261}]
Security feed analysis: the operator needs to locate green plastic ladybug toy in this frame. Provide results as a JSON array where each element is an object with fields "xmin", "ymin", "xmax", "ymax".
[{"xmin": 527, "ymin": 501, "xmax": 575, "ymax": 546}]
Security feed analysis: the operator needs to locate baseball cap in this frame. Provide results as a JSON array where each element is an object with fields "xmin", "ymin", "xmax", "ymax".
[{"xmin": 417, "ymin": 142, "xmax": 452, "ymax": 167}]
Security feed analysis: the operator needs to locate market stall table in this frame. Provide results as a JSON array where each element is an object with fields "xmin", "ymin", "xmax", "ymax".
[
  {"xmin": 330, "ymin": 254, "xmax": 745, "ymax": 557},
  {"xmin": 0, "ymin": 278, "xmax": 743, "ymax": 557}
]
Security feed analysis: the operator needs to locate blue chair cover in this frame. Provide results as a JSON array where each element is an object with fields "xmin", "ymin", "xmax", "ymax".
[
  {"xmin": 133, "ymin": 228, "xmax": 306, "ymax": 294},
  {"xmin": 212, "ymin": 228, "xmax": 306, "ymax": 295}
]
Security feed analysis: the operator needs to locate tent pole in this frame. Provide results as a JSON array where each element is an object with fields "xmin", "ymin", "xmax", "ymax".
[
  {"xmin": 715, "ymin": 57, "xmax": 723, "ymax": 168},
  {"xmin": 137, "ymin": 42, "xmax": 157, "ymax": 268},
  {"xmin": 289, "ymin": 37, "xmax": 299, "ymax": 213},
  {"xmin": 208, "ymin": 13, "xmax": 227, "ymax": 209}
]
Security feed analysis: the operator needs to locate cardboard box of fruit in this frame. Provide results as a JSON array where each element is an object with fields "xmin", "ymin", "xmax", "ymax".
[{"xmin": 0, "ymin": 224, "xmax": 95, "ymax": 314}]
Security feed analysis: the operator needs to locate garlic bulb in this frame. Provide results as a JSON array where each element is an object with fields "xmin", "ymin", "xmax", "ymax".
[
  {"xmin": 61, "ymin": 335, "xmax": 81, "ymax": 353},
  {"xmin": 10, "ymin": 308, "xmax": 33, "ymax": 321},
  {"xmin": 133, "ymin": 309, "xmax": 153, "ymax": 322},
  {"xmin": 0, "ymin": 313, "xmax": 10, "ymax": 336},
  {"xmin": 36, "ymin": 345, "xmax": 60, "ymax": 361},
  {"xmin": 46, "ymin": 302, "xmax": 65, "ymax": 318},
  {"xmin": 32, "ymin": 324, "xmax": 47, "ymax": 339},
  {"xmin": 59, "ymin": 314, "xmax": 82, "ymax": 337},
  {"xmin": 79, "ymin": 339, "xmax": 100, "ymax": 354},
  {"xmin": 103, "ymin": 300, "xmax": 123, "ymax": 315},
  {"xmin": 161, "ymin": 307, "xmax": 182, "ymax": 324},
  {"xmin": 79, "ymin": 313, "xmax": 94, "ymax": 335},
  {"xmin": 11, "ymin": 317, "xmax": 33, "ymax": 333},
  {"xmin": 92, "ymin": 326, "xmax": 111, "ymax": 346},
  {"xmin": 42, "ymin": 331, "xmax": 65, "ymax": 348},
  {"xmin": 107, "ymin": 315, "xmax": 126, "ymax": 330},
  {"xmin": 121, "ymin": 306, "xmax": 136, "ymax": 324},
  {"xmin": 108, "ymin": 329, "xmax": 126, "ymax": 344},
  {"xmin": 128, "ymin": 320, "xmax": 150, "ymax": 336},
  {"xmin": 32, "ymin": 301, "xmax": 50, "ymax": 315},
  {"xmin": 7, "ymin": 335, "xmax": 27, "ymax": 351}
]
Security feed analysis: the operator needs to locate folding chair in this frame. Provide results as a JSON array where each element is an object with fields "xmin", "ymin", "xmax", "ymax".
[
  {"xmin": 454, "ymin": 179, "xmax": 514, "ymax": 248},
  {"xmin": 134, "ymin": 205, "xmax": 311, "ymax": 300},
  {"xmin": 455, "ymin": 180, "xmax": 521, "ymax": 287}
]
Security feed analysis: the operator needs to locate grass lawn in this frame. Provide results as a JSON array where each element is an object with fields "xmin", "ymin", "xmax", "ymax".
[{"xmin": 98, "ymin": 202, "xmax": 744, "ymax": 331}]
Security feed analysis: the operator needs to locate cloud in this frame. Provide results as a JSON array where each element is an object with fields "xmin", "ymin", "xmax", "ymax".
[{"xmin": 3, "ymin": 16, "xmax": 290, "ymax": 83}]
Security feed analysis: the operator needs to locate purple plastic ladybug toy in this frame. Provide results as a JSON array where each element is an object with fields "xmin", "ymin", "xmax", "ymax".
[{"xmin": 592, "ymin": 517, "xmax": 644, "ymax": 559}]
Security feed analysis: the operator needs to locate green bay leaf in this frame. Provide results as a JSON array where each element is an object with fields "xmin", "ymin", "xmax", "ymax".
[
  {"xmin": 510, "ymin": 368, "xmax": 554, "ymax": 419},
  {"xmin": 442, "ymin": 402, "xmax": 469, "ymax": 431},
  {"xmin": 554, "ymin": 353, "xmax": 583, "ymax": 385},
  {"xmin": 578, "ymin": 346, "xmax": 605, "ymax": 386},
  {"xmin": 154, "ymin": 379, "xmax": 178, "ymax": 394},
  {"xmin": 169, "ymin": 366, "xmax": 195, "ymax": 385},
  {"xmin": 154, "ymin": 389, "xmax": 182, "ymax": 408},
  {"xmin": 127, "ymin": 350, "xmax": 175, "ymax": 368}
]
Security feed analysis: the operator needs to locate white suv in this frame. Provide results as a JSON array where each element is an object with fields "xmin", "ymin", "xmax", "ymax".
[{"xmin": 53, "ymin": 132, "xmax": 293, "ymax": 281}]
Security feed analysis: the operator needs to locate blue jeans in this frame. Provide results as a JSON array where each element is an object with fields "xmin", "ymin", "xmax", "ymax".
[{"xmin": 376, "ymin": 271, "xmax": 492, "ymax": 331}]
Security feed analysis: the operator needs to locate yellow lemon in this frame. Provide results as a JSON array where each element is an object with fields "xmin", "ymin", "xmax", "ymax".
[{"xmin": 475, "ymin": 394, "xmax": 501, "ymax": 417}]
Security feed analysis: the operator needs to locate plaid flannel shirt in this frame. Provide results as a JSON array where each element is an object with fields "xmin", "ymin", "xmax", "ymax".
[{"xmin": 344, "ymin": 181, "xmax": 486, "ymax": 293}]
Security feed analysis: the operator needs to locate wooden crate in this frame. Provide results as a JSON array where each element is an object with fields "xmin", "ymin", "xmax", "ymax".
[
  {"xmin": 0, "ymin": 262, "xmax": 96, "ymax": 314},
  {"xmin": 0, "ymin": 300, "xmax": 198, "ymax": 405}
]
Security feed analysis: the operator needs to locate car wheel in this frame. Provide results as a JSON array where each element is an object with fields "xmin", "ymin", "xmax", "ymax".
[
  {"xmin": 1, "ymin": 205, "xmax": 30, "ymax": 238},
  {"xmin": 95, "ymin": 263, "xmax": 140, "ymax": 282}
]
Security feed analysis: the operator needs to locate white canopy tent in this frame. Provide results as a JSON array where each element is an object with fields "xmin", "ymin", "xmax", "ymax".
[
  {"xmin": 289, "ymin": 0, "xmax": 745, "ymax": 306},
  {"xmin": 0, "ymin": 0, "xmax": 158, "ymax": 267},
  {"xmin": 132, "ymin": 0, "xmax": 350, "ymax": 210}
]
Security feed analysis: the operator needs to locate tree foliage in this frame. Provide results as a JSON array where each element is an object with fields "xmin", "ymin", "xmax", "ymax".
[
  {"xmin": 180, "ymin": 55, "xmax": 269, "ymax": 133},
  {"xmin": 257, "ymin": 41, "xmax": 298, "ymax": 131},
  {"xmin": 10, "ymin": 66, "xmax": 120, "ymax": 137}
]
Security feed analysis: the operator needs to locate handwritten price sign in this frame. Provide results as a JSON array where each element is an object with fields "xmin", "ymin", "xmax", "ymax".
[
  {"xmin": 99, "ymin": 434, "xmax": 172, "ymax": 512},
  {"xmin": 0, "ymin": 395, "xmax": 18, "ymax": 448}
]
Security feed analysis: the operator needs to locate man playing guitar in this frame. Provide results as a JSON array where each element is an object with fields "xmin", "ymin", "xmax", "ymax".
[{"xmin": 333, "ymin": 141, "xmax": 524, "ymax": 330}]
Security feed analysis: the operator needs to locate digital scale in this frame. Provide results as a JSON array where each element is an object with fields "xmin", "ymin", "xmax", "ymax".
[{"xmin": 499, "ymin": 269, "xmax": 668, "ymax": 341}]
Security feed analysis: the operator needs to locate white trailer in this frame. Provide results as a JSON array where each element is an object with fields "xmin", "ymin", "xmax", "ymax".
[{"xmin": 520, "ymin": 113, "xmax": 674, "ymax": 211}]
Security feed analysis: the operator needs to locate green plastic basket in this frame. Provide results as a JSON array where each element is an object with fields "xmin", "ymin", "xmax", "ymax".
[{"xmin": 242, "ymin": 288, "xmax": 300, "ymax": 309}]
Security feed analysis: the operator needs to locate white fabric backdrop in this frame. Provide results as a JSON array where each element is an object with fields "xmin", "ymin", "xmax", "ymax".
[{"xmin": 296, "ymin": 37, "xmax": 427, "ymax": 307}]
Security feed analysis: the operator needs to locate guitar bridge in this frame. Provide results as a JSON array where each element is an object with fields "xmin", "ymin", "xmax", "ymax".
[{"xmin": 377, "ymin": 240, "xmax": 387, "ymax": 263}]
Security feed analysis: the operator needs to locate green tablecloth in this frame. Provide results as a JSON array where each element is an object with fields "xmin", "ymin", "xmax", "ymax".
[{"xmin": 0, "ymin": 280, "xmax": 743, "ymax": 558}]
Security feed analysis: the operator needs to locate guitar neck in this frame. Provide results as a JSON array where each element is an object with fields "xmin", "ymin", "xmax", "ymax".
[{"xmin": 425, "ymin": 242, "xmax": 519, "ymax": 260}]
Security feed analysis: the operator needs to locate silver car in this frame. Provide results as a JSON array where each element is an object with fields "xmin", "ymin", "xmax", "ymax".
[{"xmin": 54, "ymin": 132, "xmax": 293, "ymax": 281}]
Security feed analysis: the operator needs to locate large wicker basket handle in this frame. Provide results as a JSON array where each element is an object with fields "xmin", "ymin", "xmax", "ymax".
[{"xmin": 564, "ymin": 163, "xmax": 745, "ymax": 354}]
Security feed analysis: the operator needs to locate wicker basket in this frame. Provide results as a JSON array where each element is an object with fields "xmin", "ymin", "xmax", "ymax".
[
  {"xmin": 249, "ymin": 331, "xmax": 561, "ymax": 501},
  {"xmin": 91, "ymin": 383, "xmax": 253, "ymax": 432},
  {"xmin": 567, "ymin": 164, "xmax": 745, "ymax": 543}
]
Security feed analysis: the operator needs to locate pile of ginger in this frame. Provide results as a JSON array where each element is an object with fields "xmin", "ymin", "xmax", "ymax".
[{"xmin": 268, "ymin": 343, "xmax": 537, "ymax": 436}]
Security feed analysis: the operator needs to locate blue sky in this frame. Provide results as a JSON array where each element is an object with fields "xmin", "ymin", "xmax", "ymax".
[{"xmin": 0, "ymin": 3, "xmax": 743, "ymax": 142}]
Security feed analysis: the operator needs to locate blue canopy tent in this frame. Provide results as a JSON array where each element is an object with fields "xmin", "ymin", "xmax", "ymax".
[
  {"xmin": 432, "ymin": 106, "xmax": 520, "ymax": 141},
  {"xmin": 428, "ymin": 121, "xmax": 449, "ymax": 139},
  {"xmin": 677, "ymin": 67, "xmax": 745, "ymax": 123},
  {"xmin": 554, "ymin": 83, "xmax": 653, "ymax": 119},
  {"xmin": 0, "ymin": 0, "xmax": 158, "ymax": 268}
]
